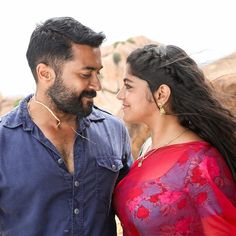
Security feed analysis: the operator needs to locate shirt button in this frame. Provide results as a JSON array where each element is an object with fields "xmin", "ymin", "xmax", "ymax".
[
  {"xmin": 58, "ymin": 158, "xmax": 63, "ymax": 164},
  {"xmin": 111, "ymin": 164, "xmax": 116, "ymax": 170},
  {"xmin": 74, "ymin": 181, "xmax": 80, "ymax": 187},
  {"xmin": 74, "ymin": 208, "xmax": 79, "ymax": 215}
]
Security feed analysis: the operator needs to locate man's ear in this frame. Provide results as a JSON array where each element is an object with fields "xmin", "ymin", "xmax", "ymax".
[
  {"xmin": 153, "ymin": 84, "xmax": 171, "ymax": 105},
  {"xmin": 36, "ymin": 63, "xmax": 56, "ymax": 84}
]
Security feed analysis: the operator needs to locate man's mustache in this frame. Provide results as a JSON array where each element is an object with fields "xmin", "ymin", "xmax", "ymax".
[{"xmin": 80, "ymin": 90, "xmax": 97, "ymax": 98}]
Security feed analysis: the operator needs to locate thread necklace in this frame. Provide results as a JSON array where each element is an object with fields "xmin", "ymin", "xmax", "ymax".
[
  {"xmin": 138, "ymin": 129, "xmax": 187, "ymax": 167},
  {"xmin": 28, "ymin": 96, "xmax": 96, "ymax": 144}
]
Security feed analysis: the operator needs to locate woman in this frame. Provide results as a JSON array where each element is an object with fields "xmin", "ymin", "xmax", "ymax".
[{"xmin": 113, "ymin": 44, "xmax": 236, "ymax": 235}]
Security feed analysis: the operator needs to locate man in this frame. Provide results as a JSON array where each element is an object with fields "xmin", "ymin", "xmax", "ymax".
[{"xmin": 0, "ymin": 17, "xmax": 133, "ymax": 236}]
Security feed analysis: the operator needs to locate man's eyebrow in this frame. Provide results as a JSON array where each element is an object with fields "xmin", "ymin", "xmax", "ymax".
[{"xmin": 81, "ymin": 66, "xmax": 103, "ymax": 71}]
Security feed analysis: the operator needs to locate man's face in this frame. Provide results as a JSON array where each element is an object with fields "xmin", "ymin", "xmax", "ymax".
[
  {"xmin": 47, "ymin": 76, "xmax": 97, "ymax": 117},
  {"xmin": 47, "ymin": 44, "xmax": 103, "ymax": 118}
]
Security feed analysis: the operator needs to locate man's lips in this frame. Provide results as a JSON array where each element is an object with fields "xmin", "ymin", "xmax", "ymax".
[
  {"xmin": 81, "ymin": 90, "xmax": 97, "ymax": 98},
  {"xmin": 83, "ymin": 95, "xmax": 96, "ymax": 99}
]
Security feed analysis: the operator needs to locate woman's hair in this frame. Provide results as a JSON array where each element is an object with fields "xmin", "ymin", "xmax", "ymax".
[{"xmin": 127, "ymin": 44, "xmax": 236, "ymax": 181}]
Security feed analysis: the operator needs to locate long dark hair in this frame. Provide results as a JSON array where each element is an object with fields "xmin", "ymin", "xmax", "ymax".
[{"xmin": 127, "ymin": 44, "xmax": 236, "ymax": 181}]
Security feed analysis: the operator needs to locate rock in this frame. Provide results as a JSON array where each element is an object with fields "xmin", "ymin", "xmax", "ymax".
[{"xmin": 0, "ymin": 37, "xmax": 235, "ymax": 159}]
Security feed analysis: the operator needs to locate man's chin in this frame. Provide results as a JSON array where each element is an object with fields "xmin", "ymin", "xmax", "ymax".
[{"xmin": 58, "ymin": 101, "xmax": 93, "ymax": 117}]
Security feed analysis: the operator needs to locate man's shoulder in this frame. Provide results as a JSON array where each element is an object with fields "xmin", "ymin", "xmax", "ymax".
[
  {"xmin": 0, "ymin": 110, "xmax": 13, "ymax": 126},
  {"xmin": 0, "ymin": 106, "xmax": 21, "ymax": 129}
]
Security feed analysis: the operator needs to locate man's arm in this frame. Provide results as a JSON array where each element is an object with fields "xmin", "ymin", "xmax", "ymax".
[{"xmin": 117, "ymin": 126, "xmax": 133, "ymax": 183}]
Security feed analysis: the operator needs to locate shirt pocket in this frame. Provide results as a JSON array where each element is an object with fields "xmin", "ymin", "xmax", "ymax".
[{"xmin": 96, "ymin": 156, "xmax": 123, "ymax": 214}]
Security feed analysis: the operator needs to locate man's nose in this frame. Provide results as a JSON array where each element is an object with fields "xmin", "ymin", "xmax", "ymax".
[{"xmin": 89, "ymin": 74, "xmax": 102, "ymax": 91}]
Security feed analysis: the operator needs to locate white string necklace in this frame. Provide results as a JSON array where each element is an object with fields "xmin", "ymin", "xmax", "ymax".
[
  {"xmin": 138, "ymin": 129, "xmax": 187, "ymax": 167},
  {"xmin": 29, "ymin": 96, "xmax": 96, "ymax": 144},
  {"xmin": 32, "ymin": 97, "xmax": 61, "ymax": 127}
]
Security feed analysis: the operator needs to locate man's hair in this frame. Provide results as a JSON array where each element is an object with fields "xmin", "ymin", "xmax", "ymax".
[{"xmin": 26, "ymin": 17, "xmax": 106, "ymax": 81}]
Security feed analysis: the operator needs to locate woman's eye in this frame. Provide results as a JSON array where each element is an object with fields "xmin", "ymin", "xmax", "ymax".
[{"xmin": 124, "ymin": 84, "xmax": 132, "ymax": 89}]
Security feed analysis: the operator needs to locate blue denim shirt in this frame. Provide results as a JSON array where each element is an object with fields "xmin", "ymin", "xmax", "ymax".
[{"xmin": 0, "ymin": 95, "xmax": 133, "ymax": 236}]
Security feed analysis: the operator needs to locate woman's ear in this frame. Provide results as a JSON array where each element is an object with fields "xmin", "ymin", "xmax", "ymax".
[
  {"xmin": 36, "ymin": 63, "xmax": 56, "ymax": 84},
  {"xmin": 153, "ymin": 84, "xmax": 171, "ymax": 105}
]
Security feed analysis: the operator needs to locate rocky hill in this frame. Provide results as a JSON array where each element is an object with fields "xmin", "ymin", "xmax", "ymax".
[
  {"xmin": 95, "ymin": 36, "xmax": 157, "ymax": 115},
  {"xmin": 1, "ymin": 36, "xmax": 236, "ymax": 158},
  {"xmin": 97, "ymin": 37, "xmax": 236, "ymax": 158}
]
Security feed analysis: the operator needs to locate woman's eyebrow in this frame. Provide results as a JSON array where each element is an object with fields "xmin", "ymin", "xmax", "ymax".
[{"xmin": 123, "ymin": 78, "xmax": 134, "ymax": 83}]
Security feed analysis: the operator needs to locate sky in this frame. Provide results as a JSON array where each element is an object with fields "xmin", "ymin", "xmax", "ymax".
[{"xmin": 0, "ymin": 0, "xmax": 236, "ymax": 97}]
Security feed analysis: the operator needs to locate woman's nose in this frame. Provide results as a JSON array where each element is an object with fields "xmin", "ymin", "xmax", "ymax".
[{"xmin": 116, "ymin": 86, "xmax": 125, "ymax": 100}]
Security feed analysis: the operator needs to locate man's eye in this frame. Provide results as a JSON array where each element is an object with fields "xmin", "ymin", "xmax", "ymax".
[{"xmin": 81, "ymin": 74, "xmax": 91, "ymax": 79}]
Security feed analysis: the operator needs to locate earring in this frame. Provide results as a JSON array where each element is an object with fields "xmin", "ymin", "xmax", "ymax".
[{"xmin": 158, "ymin": 103, "xmax": 166, "ymax": 115}]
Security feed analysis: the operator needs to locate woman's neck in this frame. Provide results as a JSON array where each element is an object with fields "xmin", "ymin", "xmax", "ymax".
[{"xmin": 148, "ymin": 115, "xmax": 186, "ymax": 149}]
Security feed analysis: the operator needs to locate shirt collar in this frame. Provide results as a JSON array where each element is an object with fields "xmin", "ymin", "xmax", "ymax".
[
  {"xmin": 86, "ymin": 106, "xmax": 105, "ymax": 121},
  {"xmin": 1, "ymin": 94, "xmax": 34, "ymax": 131}
]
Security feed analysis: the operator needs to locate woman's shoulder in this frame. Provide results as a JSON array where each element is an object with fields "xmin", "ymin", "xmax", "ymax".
[{"xmin": 178, "ymin": 141, "xmax": 235, "ymax": 184}]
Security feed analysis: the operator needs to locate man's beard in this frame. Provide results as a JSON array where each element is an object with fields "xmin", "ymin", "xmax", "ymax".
[{"xmin": 47, "ymin": 77, "xmax": 97, "ymax": 118}]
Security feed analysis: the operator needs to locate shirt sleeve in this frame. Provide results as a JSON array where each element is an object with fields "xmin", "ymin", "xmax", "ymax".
[{"xmin": 116, "ymin": 125, "xmax": 133, "ymax": 184}]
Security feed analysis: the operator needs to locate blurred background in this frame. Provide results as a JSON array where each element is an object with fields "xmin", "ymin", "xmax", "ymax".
[
  {"xmin": 0, "ymin": 0, "xmax": 236, "ymax": 96},
  {"xmin": 1, "ymin": 1, "xmax": 236, "ymax": 234},
  {"xmin": 1, "ymin": 38, "xmax": 235, "ymax": 159},
  {"xmin": 0, "ymin": 0, "xmax": 236, "ymax": 156}
]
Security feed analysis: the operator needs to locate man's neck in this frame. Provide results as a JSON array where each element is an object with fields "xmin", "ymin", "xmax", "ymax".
[{"xmin": 28, "ymin": 95, "xmax": 77, "ymax": 129}]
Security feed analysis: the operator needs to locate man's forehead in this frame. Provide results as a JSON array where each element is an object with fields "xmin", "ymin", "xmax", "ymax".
[{"xmin": 70, "ymin": 44, "xmax": 102, "ymax": 69}]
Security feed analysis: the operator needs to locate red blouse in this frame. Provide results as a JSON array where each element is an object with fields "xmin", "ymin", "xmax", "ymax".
[{"xmin": 113, "ymin": 141, "xmax": 236, "ymax": 236}]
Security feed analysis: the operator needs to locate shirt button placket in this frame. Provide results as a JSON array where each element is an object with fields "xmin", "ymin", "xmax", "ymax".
[
  {"xmin": 58, "ymin": 158, "xmax": 63, "ymax": 165},
  {"xmin": 73, "ymin": 180, "xmax": 80, "ymax": 223},
  {"xmin": 74, "ymin": 208, "xmax": 79, "ymax": 215},
  {"xmin": 74, "ymin": 181, "xmax": 80, "ymax": 187}
]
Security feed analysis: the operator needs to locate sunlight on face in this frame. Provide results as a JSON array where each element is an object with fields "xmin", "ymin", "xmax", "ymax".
[
  {"xmin": 47, "ymin": 44, "xmax": 103, "ymax": 117},
  {"xmin": 47, "ymin": 75, "xmax": 96, "ymax": 117}
]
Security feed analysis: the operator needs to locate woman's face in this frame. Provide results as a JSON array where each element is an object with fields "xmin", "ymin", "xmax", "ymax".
[{"xmin": 117, "ymin": 64, "xmax": 157, "ymax": 123}]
